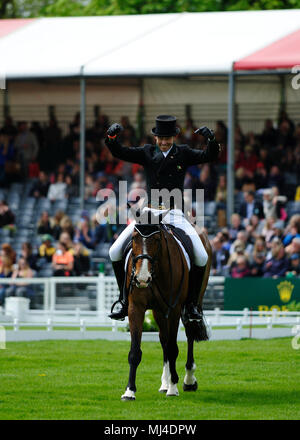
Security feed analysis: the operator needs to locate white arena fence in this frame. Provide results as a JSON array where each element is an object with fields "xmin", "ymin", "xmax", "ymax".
[{"xmin": 0, "ymin": 275, "xmax": 299, "ymax": 342}]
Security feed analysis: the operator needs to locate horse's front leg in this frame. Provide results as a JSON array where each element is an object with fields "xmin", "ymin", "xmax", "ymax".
[
  {"xmin": 183, "ymin": 336, "xmax": 198, "ymax": 391},
  {"xmin": 121, "ymin": 302, "xmax": 145, "ymax": 401}
]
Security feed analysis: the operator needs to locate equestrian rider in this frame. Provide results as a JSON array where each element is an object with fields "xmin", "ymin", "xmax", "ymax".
[{"xmin": 105, "ymin": 115, "xmax": 220, "ymax": 321}]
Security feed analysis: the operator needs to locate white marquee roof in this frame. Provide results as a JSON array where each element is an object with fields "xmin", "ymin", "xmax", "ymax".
[{"xmin": 1, "ymin": 9, "xmax": 300, "ymax": 79}]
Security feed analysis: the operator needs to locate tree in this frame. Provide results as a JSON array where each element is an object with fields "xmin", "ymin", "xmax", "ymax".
[{"xmin": 1, "ymin": 0, "xmax": 300, "ymax": 18}]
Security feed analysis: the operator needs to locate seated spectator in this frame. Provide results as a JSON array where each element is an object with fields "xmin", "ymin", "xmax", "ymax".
[
  {"xmin": 228, "ymin": 240, "xmax": 249, "ymax": 269},
  {"xmin": 211, "ymin": 236, "xmax": 229, "ymax": 276},
  {"xmin": 38, "ymin": 234, "xmax": 56, "ymax": 262},
  {"xmin": 238, "ymin": 191, "xmax": 264, "ymax": 222},
  {"xmin": 29, "ymin": 171, "xmax": 50, "ymax": 198},
  {"xmin": 215, "ymin": 174, "xmax": 227, "ymax": 227},
  {"xmin": 261, "ymin": 216, "xmax": 276, "ymax": 246},
  {"xmin": 20, "ymin": 242, "xmax": 38, "ymax": 271},
  {"xmin": 250, "ymin": 252, "xmax": 266, "ymax": 277},
  {"xmin": 192, "ymin": 164, "xmax": 216, "ymax": 201},
  {"xmin": 74, "ymin": 217, "xmax": 94, "ymax": 250},
  {"xmin": 245, "ymin": 214, "xmax": 264, "ymax": 244},
  {"xmin": 15, "ymin": 121, "xmax": 39, "ymax": 178},
  {"xmin": 285, "ymin": 237, "xmax": 300, "ymax": 259},
  {"xmin": 65, "ymin": 174, "xmax": 79, "ymax": 199},
  {"xmin": 228, "ymin": 213, "xmax": 245, "ymax": 243},
  {"xmin": 50, "ymin": 210, "xmax": 65, "ymax": 240},
  {"xmin": 0, "ymin": 245, "xmax": 14, "ymax": 305},
  {"xmin": 37, "ymin": 211, "xmax": 53, "ymax": 236},
  {"xmin": 230, "ymin": 230, "xmax": 253, "ymax": 256},
  {"xmin": 59, "ymin": 231, "xmax": 75, "ymax": 254},
  {"xmin": 60, "ymin": 216, "xmax": 75, "ymax": 239},
  {"xmin": 263, "ymin": 238, "xmax": 289, "ymax": 278},
  {"xmin": 90, "ymin": 213, "xmax": 107, "ymax": 245},
  {"xmin": 216, "ymin": 228, "xmax": 231, "ymax": 252},
  {"xmin": 283, "ymin": 223, "xmax": 300, "ymax": 246},
  {"xmin": 52, "ymin": 242, "xmax": 74, "ymax": 276},
  {"xmin": 268, "ymin": 166, "xmax": 284, "ymax": 193},
  {"xmin": 286, "ymin": 253, "xmax": 300, "ymax": 278},
  {"xmin": 0, "ymin": 200, "xmax": 15, "ymax": 228},
  {"xmin": 5, "ymin": 257, "xmax": 35, "ymax": 304},
  {"xmin": 254, "ymin": 162, "xmax": 268, "ymax": 189},
  {"xmin": 231, "ymin": 255, "xmax": 251, "ymax": 278},
  {"xmin": 47, "ymin": 173, "xmax": 66, "ymax": 201},
  {"xmin": 73, "ymin": 240, "xmax": 91, "ymax": 276}
]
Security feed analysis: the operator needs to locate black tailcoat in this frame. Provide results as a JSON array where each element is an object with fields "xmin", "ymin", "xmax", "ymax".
[{"xmin": 105, "ymin": 137, "xmax": 220, "ymax": 207}]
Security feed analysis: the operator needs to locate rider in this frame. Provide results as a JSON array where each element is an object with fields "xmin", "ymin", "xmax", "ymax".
[{"xmin": 105, "ymin": 115, "xmax": 221, "ymax": 321}]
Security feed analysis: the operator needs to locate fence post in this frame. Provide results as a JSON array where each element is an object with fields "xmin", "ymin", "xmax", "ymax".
[
  {"xmin": 97, "ymin": 274, "xmax": 105, "ymax": 321},
  {"xmin": 206, "ymin": 319, "xmax": 212, "ymax": 337},
  {"xmin": 80, "ymin": 319, "xmax": 86, "ymax": 332},
  {"xmin": 267, "ymin": 317, "xmax": 272, "ymax": 330},
  {"xmin": 47, "ymin": 318, "xmax": 52, "ymax": 332},
  {"xmin": 242, "ymin": 308, "xmax": 249, "ymax": 325},
  {"xmin": 13, "ymin": 318, "xmax": 19, "ymax": 332},
  {"xmin": 215, "ymin": 307, "xmax": 220, "ymax": 324},
  {"xmin": 49, "ymin": 278, "xmax": 56, "ymax": 313},
  {"xmin": 236, "ymin": 318, "xmax": 242, "ymax": 331},
  {"xmin": 44, "ymin": 279, "xmax": 50, "ymax": 311}
]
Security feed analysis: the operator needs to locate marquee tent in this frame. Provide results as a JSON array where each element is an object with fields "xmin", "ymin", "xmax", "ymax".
[{"xmin": 1, "ymin": 10, "xmax": 300, "ymax": 215}]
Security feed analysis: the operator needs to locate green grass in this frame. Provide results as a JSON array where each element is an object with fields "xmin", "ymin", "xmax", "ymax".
[{"xmin": 0, "ymin": 338, "xmax": 299, "ymax": 420}]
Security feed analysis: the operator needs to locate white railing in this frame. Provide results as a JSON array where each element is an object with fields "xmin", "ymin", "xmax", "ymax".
[
  {"xmin": 0, "ymin": 275, "xmax": 299, "ymax": 342},
  {"xmin": 0, "ymin": 275, "xmax": 226, "ymax": 322}
]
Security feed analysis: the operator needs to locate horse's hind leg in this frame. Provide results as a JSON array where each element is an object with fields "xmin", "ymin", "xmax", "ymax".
[
  {"xmin": 183, "ymin": 336, "xmax": 198, "ymax": 391},
  {"xmin": 121, "ymin": 303, "xmax": 145, "ymax": 401}
]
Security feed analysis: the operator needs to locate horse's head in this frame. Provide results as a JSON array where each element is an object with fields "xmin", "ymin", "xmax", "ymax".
[{"xmin": 131, "ymin": 223, "xmax": 162, "ymax": 288}]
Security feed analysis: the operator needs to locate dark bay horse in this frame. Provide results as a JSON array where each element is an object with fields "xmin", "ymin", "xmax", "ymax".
[{"xmin": 121, "ymin": 220, "xmax": 212, "ymax": 401}]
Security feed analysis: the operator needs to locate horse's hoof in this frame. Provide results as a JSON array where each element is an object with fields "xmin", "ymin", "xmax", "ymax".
[
  {"xmin": 121, "ymin": 396, "xmax": 136, "ymax": 401},
  {"xmin": 183, "ymin": 381, "xmax": 198, "ymax": 392},
  {"xmin": 121, "ymin": 388, "xmax": 136, "ymax": 401},
  {"xmin": 166, "ymin": 392, "xmax": 179, "ymax": 397},
  {"xmin": 159, "ymin": 388, "xmax": 167, "ymax": 393}
]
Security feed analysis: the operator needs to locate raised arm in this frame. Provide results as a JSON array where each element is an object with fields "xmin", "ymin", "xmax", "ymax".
[
  {"xmin": 184, "ymin": 126, "xmax": 221, "ymax": 166},
  {"xmin": 104, "ymin": 123, "xmax": 145, "ymax": 165}
]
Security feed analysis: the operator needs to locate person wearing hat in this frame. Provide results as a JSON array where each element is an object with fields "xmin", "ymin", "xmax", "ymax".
[
  {"xmin": 38, "ymin": 234, "xmax": 56, "ymax": 262},
  {"xmin": 105, "ymin": 115, "xmax": 221, "ymax": 321}
]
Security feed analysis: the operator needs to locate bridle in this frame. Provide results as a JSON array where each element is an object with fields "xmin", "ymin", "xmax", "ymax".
[
  {"xmin": 130, "ymin": 223, "xmax": 186, "ymax": 318},
  {"xmin": 131, "ymin": 227, "xmax": 162, "ymax": 286}
]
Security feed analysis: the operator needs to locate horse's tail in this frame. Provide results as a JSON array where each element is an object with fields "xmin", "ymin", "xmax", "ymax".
[{"xmin": 183, "ymin": 308, "xmax": 210, "ymax": 342}]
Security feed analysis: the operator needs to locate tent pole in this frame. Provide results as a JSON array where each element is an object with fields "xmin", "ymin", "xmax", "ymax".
[
  {"xmin": 80, "ymin": 70, "xmax": 86, "ymax": 211},
  {"xmin": 226, "ymin": 68, "xmax": 235, "ymax": 224}
]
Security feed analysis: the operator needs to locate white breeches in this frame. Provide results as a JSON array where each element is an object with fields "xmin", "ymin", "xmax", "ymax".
[{"xmin": 109, "ymin": 208, "xmax": 208, "ymax": 267}]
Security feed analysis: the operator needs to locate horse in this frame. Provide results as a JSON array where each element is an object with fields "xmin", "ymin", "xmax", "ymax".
[{"xmin": 120, "ymin": 216, "xmax": 212, "ymax": 401}]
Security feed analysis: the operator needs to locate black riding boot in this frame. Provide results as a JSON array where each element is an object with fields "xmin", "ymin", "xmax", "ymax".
[
  {"xmin": 108, "ymin": 260, "xmax": 128, "ymax": 321},
  {"xmin": 183, "ymin": 265, "xmax": 206, "ymax": 322}
]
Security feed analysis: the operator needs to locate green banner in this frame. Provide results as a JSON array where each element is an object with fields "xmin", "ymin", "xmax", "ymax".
[{"xmin": 224, "ymin": 278, "xmax": 300, "ymax": 311}]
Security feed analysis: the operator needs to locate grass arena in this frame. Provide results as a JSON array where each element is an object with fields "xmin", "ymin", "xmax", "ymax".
[{"xmin": 0, "ymin": 338, "xmax": 299, "ymax": 420}]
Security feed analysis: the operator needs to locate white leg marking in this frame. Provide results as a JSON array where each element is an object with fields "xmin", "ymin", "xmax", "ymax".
[
  {"xmin": 167, "ymin": 382, "xmax": 179, "ymax": 397},
  {"xmin": 184, "ymin": 363, "xmax": 197, "ymax": 386},
  {"xmin": 121, "ymin": 387, "xmax": 136, "ymax": 400},
  {"xmin": 159, "ymin": 362, "xmax": 170, "ymax": 393}
]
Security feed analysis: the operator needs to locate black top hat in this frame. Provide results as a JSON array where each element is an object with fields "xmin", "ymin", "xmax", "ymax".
[{"xmin": 151, "ymin": 115, "xmax": 180, "ymax": 137}]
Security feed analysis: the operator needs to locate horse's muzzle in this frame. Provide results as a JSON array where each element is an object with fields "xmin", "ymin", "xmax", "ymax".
[{"xmin": 134, "ymin": 276, "xmax": 152, "ymax": 289}]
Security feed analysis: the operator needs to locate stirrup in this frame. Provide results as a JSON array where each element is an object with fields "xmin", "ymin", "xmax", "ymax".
[{"xmin": 108, "ymin": 300, "xmax": 128, "ymax": 321}]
